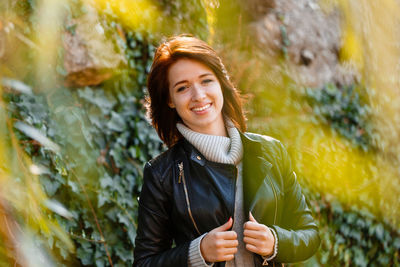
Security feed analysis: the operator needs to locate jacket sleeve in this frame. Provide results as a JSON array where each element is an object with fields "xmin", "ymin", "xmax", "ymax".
[
  {"xmin": 133, "ymin": 162, "xmax": 190, "ymax": 267},
  {"xmin": 270, "ymin": 142, "xmax": 320, "ymax": 263}
]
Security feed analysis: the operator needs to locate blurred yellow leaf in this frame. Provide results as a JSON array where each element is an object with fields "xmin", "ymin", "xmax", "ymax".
[{"xmin": 340, "ymin": 26, "xmax": 364, "ymax": 70}]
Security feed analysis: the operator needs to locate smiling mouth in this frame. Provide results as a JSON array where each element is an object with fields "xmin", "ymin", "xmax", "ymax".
[{"xmin": 192, "ymin": 103, "xmax": 211, "ymax": 112}]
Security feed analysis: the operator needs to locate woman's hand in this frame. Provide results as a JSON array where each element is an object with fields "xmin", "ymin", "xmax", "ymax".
[
  {"xmin": 200, "ymin": 217, "xmax": 238, "ymax": 262},
  {"xmin": 243, "ymin": 212, "xmax": 275, "ymax": 257}
]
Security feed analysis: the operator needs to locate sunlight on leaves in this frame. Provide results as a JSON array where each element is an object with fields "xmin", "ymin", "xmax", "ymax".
[{"xmin": 87, "ymin": 0, "xmax": 162, "ymax": 33}]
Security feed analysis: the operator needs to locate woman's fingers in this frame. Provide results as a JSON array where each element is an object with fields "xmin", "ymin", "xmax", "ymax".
[
  {"xmin": 200, "ymin": 219, "xmax": 239, "ymax": 262},
  {"xmin": 245, "ymin": 243, "xmax": 259, "ymax": 254},
  {"xmin": 220, "ymin": 254, "xmax": 235, "ymax": 261},
  {"xmin": 213, "ymin": 217, "xmax": 233, "ymax": 232},
  {"xmin": 214, "ymin": 238, "xmax": 238, "ymax": 250},
  {"xmin": 244, "ymin": 221, "xmax": 266, "ymax": 231},
  {"xmin": 243, "ymin": 229, "xmax": 264, "ymax": 239},
  {"xmin": 216, "ymin": 239, "xmax": 239, "ymax": 248},
  {"xmin": 222, "ymin": 247, "xmax": 238, "ymax": 255},
  {"xmin": 211, "ymin": 246, "xmax": 237, "ymax": 260},
  {"xmin": 244, "ymin": 234, "xmax": 272, "ymax": 256},
  {"xmin": 218, "ymin": 247, "xmax": 238, "ymax": 261},
  {"xmin": 243, "ymin": 236, "xmax": 261, "ymax": 246},
  {"xmin": 243, "ymin": 217, "xmax": 275, "ymax": 257},
  {"xmin": 216, "ymin": 230, "xmax": 237, "ymax": 240}
]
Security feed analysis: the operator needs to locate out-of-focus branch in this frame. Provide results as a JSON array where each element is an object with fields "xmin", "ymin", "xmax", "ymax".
[{"xmin": 0, "ymin": 198, "xmax": 20, "ymax": 266}]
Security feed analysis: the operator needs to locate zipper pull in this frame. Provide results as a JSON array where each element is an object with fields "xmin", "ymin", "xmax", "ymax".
[{"xmin": 178, "ymin": 162, "xmax": 183, "ymax": 183}]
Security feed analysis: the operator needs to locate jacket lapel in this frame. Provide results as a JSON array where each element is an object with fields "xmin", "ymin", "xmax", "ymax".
[{"xmin": 241, "ymin": 133, "xmax": 273, "ymax": 217}]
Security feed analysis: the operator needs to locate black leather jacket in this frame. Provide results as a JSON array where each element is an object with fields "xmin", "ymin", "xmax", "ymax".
[{"xmin": 133, "ymin": 132, "xmax": 320, "ymax": 267}]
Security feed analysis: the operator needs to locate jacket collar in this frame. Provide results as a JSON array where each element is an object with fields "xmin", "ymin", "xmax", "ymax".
[
  {"xmin": 181, "ymin": 138, "xmax": 207, "ymax": 166},
  {"xmin": 240, "ymin": 132, "xmax": 273, "ymax": 167},
  {"xmin": 240, "ymin": 132, "xmax": 262, "ymax": 153}
]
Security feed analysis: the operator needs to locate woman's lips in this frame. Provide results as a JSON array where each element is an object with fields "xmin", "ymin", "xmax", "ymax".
[{"xmin": 191, "ymin": 103, "xmax": 211, "ymax": 114}]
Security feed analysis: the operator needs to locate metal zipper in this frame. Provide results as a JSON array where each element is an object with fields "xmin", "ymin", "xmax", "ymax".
[{"xmin": 178, "ymin": 162, "xmax": 201, "ymax": 235}]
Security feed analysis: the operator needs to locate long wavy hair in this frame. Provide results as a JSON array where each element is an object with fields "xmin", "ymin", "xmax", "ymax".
[{"xmin": 146, "ymin": 35, "xmax": 247, "ymax": 147}]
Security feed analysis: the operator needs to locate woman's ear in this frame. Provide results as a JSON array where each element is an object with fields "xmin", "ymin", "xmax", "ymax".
[{"xmin": 168, "ymin": 100, "xmax": 175, "ymax": 108}]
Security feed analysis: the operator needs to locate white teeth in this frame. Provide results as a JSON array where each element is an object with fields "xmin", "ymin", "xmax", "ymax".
[{"xmin": 192, "ymin": 103, "xmax": 211, "ymax": 112}]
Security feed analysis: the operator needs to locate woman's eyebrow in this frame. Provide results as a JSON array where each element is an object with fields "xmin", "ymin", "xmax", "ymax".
[
  {"xmin": 199, "ymin": 73, "xmax": 214, "ymax": 78},
  {"xmin": 173, "ymin": 73, "xmax": 214, "ymax": 88},
  {"xmin": 173, "ymin": 80, "xmax": 188, "ymax": 88}
]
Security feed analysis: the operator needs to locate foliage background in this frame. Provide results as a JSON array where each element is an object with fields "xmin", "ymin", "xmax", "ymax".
[{"xmin": 0, "ymin": 0, "xmax": 399, "ymax": 266}]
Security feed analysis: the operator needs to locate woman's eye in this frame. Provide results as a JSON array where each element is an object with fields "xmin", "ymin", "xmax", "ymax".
[
  {"xmin": 177, "ymin": 86, "xmax": 187, "ymax": 92},
  {"xmin": 202, "ymin": 79, "xmax": 213, "ymax": 84}
]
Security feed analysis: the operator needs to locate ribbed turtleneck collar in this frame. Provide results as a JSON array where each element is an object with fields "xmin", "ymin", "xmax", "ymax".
[{"xmin": 176, "ymin": 120, "xmax": 243, "ymax": 165}]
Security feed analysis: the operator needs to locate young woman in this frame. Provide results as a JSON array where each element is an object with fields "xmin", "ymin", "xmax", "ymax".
[{"xmin": 133, "ymin": 35, "xmax": 320, "ymax": 267}]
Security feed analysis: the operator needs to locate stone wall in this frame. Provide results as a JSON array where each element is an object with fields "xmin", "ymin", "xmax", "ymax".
[{"xmin": 245, "ymin": 0, "xmax": 359, "ymax": 88}]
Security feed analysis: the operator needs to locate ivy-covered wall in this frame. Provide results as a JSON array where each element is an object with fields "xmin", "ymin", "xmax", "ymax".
[{"xmin": 4, "ymin": 27, "xmax": 161, "ymax": 267}]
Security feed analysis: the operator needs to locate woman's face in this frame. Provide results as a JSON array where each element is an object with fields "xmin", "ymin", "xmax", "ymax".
[{"xmin": 168, "ymin": 58, "xmax": 225, "ymax": 135}]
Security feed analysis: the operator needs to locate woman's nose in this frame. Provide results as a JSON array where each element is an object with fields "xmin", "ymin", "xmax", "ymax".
[{"xmin": 191, "ymin": 84, "xmax": 206, "ymax": 101}]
